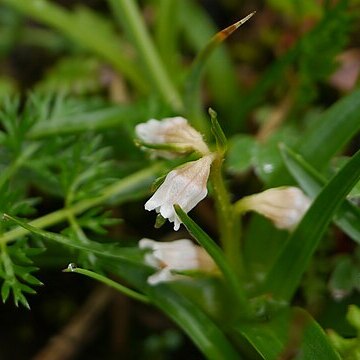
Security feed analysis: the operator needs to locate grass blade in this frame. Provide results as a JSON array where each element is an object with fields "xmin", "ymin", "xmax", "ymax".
[
  {"xmin": 262, "ymin": 149, "xmax": 360, "ymax": 301},
  {"xmin": 280, "ymin": 144, "xmax": 360, "ymax": 243},
  {"xmin": 269, "ymin": 88, "xmax": 360, "ymax": 186},
  {"xmin": 103, "ymin": 259, "xmax": 242, "ymax": 360},
  {"xmin": 3, "ymin": 214, "xmax": 142, "ymax": 263},
  {"xmin": 235, "ymin": 307, "xmax": 340, "ymax": 359},
  {"xmin": 175, "ymin": 205, "xmax": 251, "ymax": 316}
]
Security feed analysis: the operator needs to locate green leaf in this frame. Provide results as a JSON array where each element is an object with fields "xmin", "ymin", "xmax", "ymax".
[
  {"xmin": 102, "ymin": 258, "xmax": 242, "ymax": 360},
  {"xmin": 328, "ymin": 305, "xmax": 360, "ymax": 359},
  {"xmin": 235, "ymin": 307, "xmax": 340, "ymax": 359},
  {"xmin": 0, "ymin": 164, "xmax": 160, "ymax": 245},
  {"xmin": 253, "ymin": 128, "xmax": 297, "ymax": 183},
  {"xmin": 244, "ymin": 87, "xmax": 360, "ymax": 277},
  {"xmin": 63, "ymin": 265, "xmax": 150, "ymax": 304},
  {"xmin": 28, "ymin": 104, "xmax": 143, "ymax": 139},
  {"xmin": 347, "ymin": 305, "xmax": 360, "ymax": 331},
  {"xmin": 174, "ymin": 205, "xmax": 251, "ymax": 317},
  {"xmin": 183, "ymin": 12, "xmax": 255, "ymax": 133},
  {"xmin": 263, "ymin": 148, "xmax": 360, "ymax": 301},
  {"xmin": 178, "ymin": 0, "xmax": 242, "ymax": 130},
  {"xmin": 3, "ymin": 214, "xmax": 143, "ymax": 264},
  {"xmin": 0, "ymin": 241, "xmax": 42, "ymax": 308},
  {"xmin": 280, "ymin": 144, "xmax": 360, "ymax": 243},
  {"xmin": 328, "ymin": 257, "xmax": 357, "ymax": 300},
  {"xmin": 209, "ymin": 108, "xmax": 227, "ymax": 153},
  {"xmin": 226, "ymin": 135, "xmax": 258, "ymax": 174},
  {"xmin": 269, "ymin": 88, "xmax": 360, "ymax": 186},
  {"xmin": 1, "ymin": 281, "xmax": 10, "ymax": 303}
]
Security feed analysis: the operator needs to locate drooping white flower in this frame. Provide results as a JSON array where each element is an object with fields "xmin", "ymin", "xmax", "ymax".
[
  {"xmin": 240, "ymin": 186, "xmax": 311, "ymax": 230},
  {"xmin": 139, "ymin": 238, "xmax": 217, "ymax": 285},
  {"xmin": 145, "ymin": 154, "xmax": 214, "ymax": 230},
  {"xmin": 135, "ymin": 116, "xmax": 209, "ymax": 157}
]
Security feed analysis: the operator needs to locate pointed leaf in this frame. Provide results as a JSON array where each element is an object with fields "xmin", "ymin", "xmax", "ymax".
[
  {"xmin": 174, "ymin": 205, "xmax": 251, "ymax": 315},
  {"xmin": 1, "ymin": 282, "xmax": 10, "ymax": 303},
  {"xmin": 235, "ymin": 307, "xmax": 340, "ymax": 359},
  {"xmin": 263, "ymin": 148, "xmax": 360, "ymax": 301},
  {"xmin": 3, "ymin": 214, "xmax": 143, "ymax": 264},
  {"xmin": 280, "ymin": 144, "xmax": 360, "ymax": 243},
  {"xmin": 102, "ymin": 258, "xmax": 242, "ymax": 360},
  {"xmin": 269, "ymin": 88, "xmax": 360, "ymax": 186}
]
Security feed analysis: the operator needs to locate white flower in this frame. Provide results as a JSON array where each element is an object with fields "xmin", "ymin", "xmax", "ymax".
[
  {"xmin": 139, "ymin": 238, "xmax": 216, "ymax": 285},
  {"xmin": 241, "ymin": 186, "xmax": 311, "ymax": 230},
  {"xmin": 145, "ymin": 154, "xmax": 214, "ymax": 230},
  {"xmin": 135, "ymin": 116, "xmax": 209, "ymax": 157}
]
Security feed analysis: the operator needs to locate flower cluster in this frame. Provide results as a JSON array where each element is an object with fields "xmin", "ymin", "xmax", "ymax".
[
  {"xmin": 135, "ymin": 116, "xmax": 312, "ymax": 286},
  {"xmin": 136, "ymin": 116, "xmax": 213, "ymax": 231},
  {"xmin": 135, "ymin": 117, "xmax": 216, "ymax": 284}
]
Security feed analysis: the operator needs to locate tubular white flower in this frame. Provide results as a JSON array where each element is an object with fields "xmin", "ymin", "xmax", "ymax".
[
  {"xmin": 145, "ymin": 154, "xmax": 214, "ymax": 230},
  {"xmin": 135, "ymin": 116, "xmax": 209, "ymax": 157},
  {"xmin": 241, "ymin": 186, "xmax": 311, "ymax": 230},
  {"xmin": 139, "ymin": 238, "xmax": 216, "ymax": 285}
]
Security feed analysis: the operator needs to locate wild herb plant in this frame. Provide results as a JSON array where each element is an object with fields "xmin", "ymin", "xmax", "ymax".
[{"xmin": 0, "ymin": 0, "xmax": 360, "ymax": 358}]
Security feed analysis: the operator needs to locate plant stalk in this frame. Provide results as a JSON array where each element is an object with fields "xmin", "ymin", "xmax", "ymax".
[
  {"xmin": 0, "ymin": 164, "xmax": 161, "ymax": 245},
  {"xmin": 64, "ymin": 266, "xmax": 150, "ymax": 304},
  {"xmin": 210, "ymin": 155, "xmax": 243, "ymax": 275}
]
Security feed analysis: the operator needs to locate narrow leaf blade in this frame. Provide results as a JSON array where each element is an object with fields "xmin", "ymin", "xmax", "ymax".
[
  {"xmin": 263, "ymin": 149, "xmax": 360, "ymax": 301},
  {"xmin": 281, "ymin": 144, "xmax": 360, "ymax": 243}
]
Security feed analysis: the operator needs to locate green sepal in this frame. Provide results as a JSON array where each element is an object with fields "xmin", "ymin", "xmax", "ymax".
[
  {"xmin": 209, "ymin": 108, "xmax": 227, "ymax": 154},
  {"xmin": 154, "ymin": 214, "xmax": 166, "ymax": 228}
]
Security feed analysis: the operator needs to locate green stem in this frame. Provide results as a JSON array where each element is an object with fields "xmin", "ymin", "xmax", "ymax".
[
  {"xmin": 0, "ymin": 164, "xmax": 161, "ymax": 245},
  {"xmin": 233, "ymin": 196, "xmax": 252, "ymax": 215},
  {"xmin": 210, "ymin": 155, "xmax": 242, "ymax": 274},
  {"xmin": 64, "ymin": 266, "xmax": 150, "ymax": 304},
  {"xmin": 175, "ymin": 205, "xmax": 251, "ymax": 316},
  {"xmin": 108, "ymin": 0, "xmax": 183, "ymax": 112}
]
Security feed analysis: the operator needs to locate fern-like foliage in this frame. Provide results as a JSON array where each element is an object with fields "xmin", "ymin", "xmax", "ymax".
[
  {"xmin": 35, "ymin": 56, "xmax": 103, "ymax": 95},
  {"xmin": 0, "ymin": 93, "xmax": 122, "ymax": 307},
  {"xmin": 0, "ymin": 188, "xmax": 43, "ymax": 308},
  {"xmin": 0, "ymin": 239, "xmax": 43, "ymax": 309}
]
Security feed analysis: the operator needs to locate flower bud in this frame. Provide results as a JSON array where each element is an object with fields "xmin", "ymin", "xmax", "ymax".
[
  {"xmin": 145, "ymin": 154, "xmax": 214, "ymax": 230},
  {"xmin": 139, "ymin": 238, "xmax": 217, "ymax": 285},
  {"xmin": 135, "ymin": 116, "xmax": 209, "ymax": 158},
  {"xmin": 240, "ymin": 186, "xmax": 311, "ymax": 230}
]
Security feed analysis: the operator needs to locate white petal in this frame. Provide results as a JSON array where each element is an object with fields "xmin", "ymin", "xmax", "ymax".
[
  {"xmin": 144, "ymin": 154, "xmax": 214, "ymax": 230},
  {"xmin": 139, "ymin": 238, "xmax": 156, "ymax": 249},
  {"xmin": 147, "ymin": 268, "xmax": 174, "ymax": 285},
  {"xmin": 245, "ymin": 187, "xmax": 311, "ymax": 230},
  {"xmin": 135, "ymin": 117, "xmax": 209, "ymax": 156},
  {"xmin": 152, "ymin": 239, "xmax": 198, "ymax": 270},
  {"xmin": 138, "ymin": 239, "xmax": 217, "ymax": 284}
]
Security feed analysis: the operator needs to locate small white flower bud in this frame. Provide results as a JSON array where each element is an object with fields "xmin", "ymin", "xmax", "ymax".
[
  {"xmin": 135, "ymin": 117, "xmax": 209, "ymax": 157},
  {"xmin": 145, "ymin": 154, "xmax": 214, "ymax": 230},
  {"xmin": 139, "ymin": 238, "xmax": 216, "ymax": 285},
  {"xmin": 241, "ymin": 186, "xmax": 311, "ymax": 230}
]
